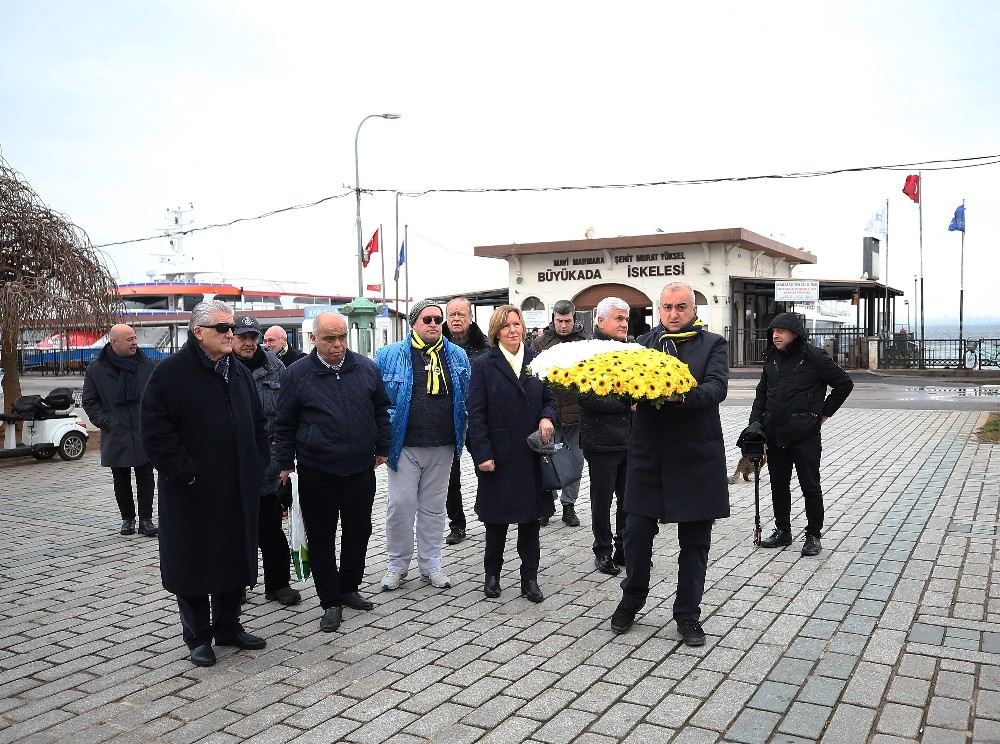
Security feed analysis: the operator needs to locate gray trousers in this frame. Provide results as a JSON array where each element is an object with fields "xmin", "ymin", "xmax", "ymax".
[
  {"xmin": 557, "ymin": 424, "xmax": 585, "ymax": 506},
  {"xmin": 386, "ymin": 445, "xmax": 453, "ymax": 575}
]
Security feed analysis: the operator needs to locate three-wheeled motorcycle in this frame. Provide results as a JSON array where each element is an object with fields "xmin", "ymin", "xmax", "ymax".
[{"xmin": 0, "ymin": 387, "xmax": 89, "ymax": 461}]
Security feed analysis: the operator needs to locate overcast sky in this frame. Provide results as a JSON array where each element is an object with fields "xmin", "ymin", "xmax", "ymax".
[{"xmin": 3, "ymin": 1, "xmax": 998, "ymax": 321}]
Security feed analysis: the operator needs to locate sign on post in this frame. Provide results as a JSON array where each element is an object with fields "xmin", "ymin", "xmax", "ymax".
[{"xmin": 774, "ymin": 280, "xmax": 820, "ymax": 303}]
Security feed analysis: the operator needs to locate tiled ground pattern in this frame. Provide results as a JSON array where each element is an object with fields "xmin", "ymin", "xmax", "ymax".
[{"xmin": 0, "ymin": 407, "xmax": 997, "ymax": 743}]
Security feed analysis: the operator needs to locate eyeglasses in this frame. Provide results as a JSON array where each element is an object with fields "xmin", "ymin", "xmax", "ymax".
[
  {"xmin": 420, "ymin": 315, "xmax": 444, "ymax": 325},
  {"xmin": 199, "ymin": 323, "xmax": 237, "ymax": 334}
]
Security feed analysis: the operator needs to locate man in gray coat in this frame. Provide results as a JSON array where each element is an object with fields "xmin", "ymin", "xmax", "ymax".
[
  {"xmin": 83, "ymin": 324, "xmax": 157, "ymax": 536},
  {"xmin": 233, "ymin": 316, "xmax": 301, "ymax": 606}
]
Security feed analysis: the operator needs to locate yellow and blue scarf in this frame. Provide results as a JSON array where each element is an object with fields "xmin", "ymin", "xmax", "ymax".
[
  {"xmin": 658, "ymin": 318, "xmax": 706, "ymax": 356},
  {"xmin": 411, "ymin": 330, "xmax": 448, "ymax": 395}
]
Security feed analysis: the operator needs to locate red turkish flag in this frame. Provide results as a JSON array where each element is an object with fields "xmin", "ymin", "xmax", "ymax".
[
  {"xmin": 902, "ymin": 174, "xmax": 920, "ymax": 204},
  {"xmin": 362, "ymin": 229, "xmax": 379, "ymax": 267},
  {"xmin": 366, "ymin": 283, "xmax": 382, "ymax": 292}
]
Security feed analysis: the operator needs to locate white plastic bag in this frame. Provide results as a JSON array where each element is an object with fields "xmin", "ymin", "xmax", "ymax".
[{"xmin": 288, "ymin": 472, "xmax": 310, "ymax": 581}]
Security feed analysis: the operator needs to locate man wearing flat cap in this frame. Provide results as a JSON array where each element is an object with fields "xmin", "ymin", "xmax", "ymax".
[
  {"xmin": 232, "ymin": 316, "xmax": 301, "ymax": 606},
  {"xmin": 374, "ymin": 300, "xmax": 471, "ymax": 592}
]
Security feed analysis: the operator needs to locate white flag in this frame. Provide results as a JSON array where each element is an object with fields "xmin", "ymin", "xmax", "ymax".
[{"xmin": 864, "ymin": 209, "xmax": 887, "ymax": 235}]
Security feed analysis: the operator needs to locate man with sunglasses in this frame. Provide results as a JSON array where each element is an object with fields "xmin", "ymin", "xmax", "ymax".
[
  {"xmin": 374, "ymin": 300, "xmax": 471, "ymax": 592},
  {"xmin": 141, "ymin": 301, "xmax": 271, "ymax": 667},
  {"xmin": 273, "ymin": 311, "xmax": 392, "ymax": 633}
]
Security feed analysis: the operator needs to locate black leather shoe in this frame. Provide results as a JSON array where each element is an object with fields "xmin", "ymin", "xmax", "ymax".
[
  {"xmin": 342, "ymin": 592, "xmax": 374, "ymax": 611},
  {"xmin": 595, "ymin": 555, "xmax": 621, "ymax": 576},
  {"xmin": 611, "ymin": 602, "xmax": 638, "ymax": 634},
  {"xmin": 215, "ymin": 631, "xmax": 266, "ymax": 650},
  {"xmin": 484, "ymin": 575, "xmax": 501, "ymax": 598},
  {"xmin": 562, "ymin": 504, "xmax": 580, "ymax": 527},
  {"xmin": 538, "ymin": 516, "xmax": 549, "ymax": 526},
  {"xmin": 445, "ymin": 528, "xmax": 466, "ymax": 545},
  {"xmin": 759, "ymin": 529, "xmax": 793, "ymax": 548},
  {"xmin": 137, "ymin": 519, "xmax": 158, "ymax": 537},
  {"xmin": 265, "ymin": 586, "xmax": 302, "ymax": 605},
  {"xmin": 801, "ymin": 534, "xmax": 822, "ymax": 556},
  {"xmin": 612, "ymin": 547, "xmax": 625, "ymax": 567},
  {"xmin": 520, "ymin": 579, "xmax": 544, "ymax": 603},
  {"xmin": 120, "ymin": 519, "xmax": 136, "ymax": 535},
  {"xmin": 320, "ymin": 606, "xmax": 342, "ymax": 633},
  {"xmin": 677, "ymin": 618, "xmax": 706, "ymax": 647},
  {"xmin": 190, "ymin": 644, "xmax": 216, "ymax": 667}
]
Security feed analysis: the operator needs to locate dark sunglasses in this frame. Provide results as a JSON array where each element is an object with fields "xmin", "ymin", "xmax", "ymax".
[
  {"xmin": 420, "ymin": 315, "xmax": 444, "ymax": 325},
  {"xmin": 199, "ymin": 323, "xmax": 237, "ymax": 334}
]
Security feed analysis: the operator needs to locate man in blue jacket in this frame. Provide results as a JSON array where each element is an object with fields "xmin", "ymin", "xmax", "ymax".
[
  {"xmin": 375, "ymin": 300, "xmax": 471, "ymax": 592},
  {"xmin": 273, "ymin": 312, "xmax": 391, "ymax": 633}
]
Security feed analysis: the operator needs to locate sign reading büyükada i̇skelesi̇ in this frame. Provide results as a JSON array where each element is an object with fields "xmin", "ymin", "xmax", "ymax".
[{"xmin": 537, "ymin": 251, "xmax": 686, "ymax": 282}]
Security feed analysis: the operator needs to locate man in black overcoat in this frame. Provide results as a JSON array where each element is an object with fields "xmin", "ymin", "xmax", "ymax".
[
  {"xmin": 441, "ymin": 296, "xmax": 489, "ymax": 545},
  {"xmin": 82, "ymin": 324, "xmax": 157, "ymax": 536},
  {"xmin": 610, "ymin": 282, "xmax": 730, "ymax": 646},
  {"xmin": 141, "ymin": 301, "xmax": 270, "ymax": 667},
  {"xmin": 749, "ymin": 312, "xmax": 853, "ymax": 556}
]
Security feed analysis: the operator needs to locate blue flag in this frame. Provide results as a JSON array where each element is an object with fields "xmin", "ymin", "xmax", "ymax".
[
  {"xmin": 948, "ymin": 204, "xmax": 965, "ymax": 233},
  {"xmin": 394, "ymin": 241, "xmax": 406, "ymax": 281}
]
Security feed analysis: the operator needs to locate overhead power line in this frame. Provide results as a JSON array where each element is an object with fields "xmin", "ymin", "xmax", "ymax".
[
  {"xmin": 95, "ymin": 190, "xmax": 355, "ymax": 248},
  {"xmin": 94, "ymin": 153, "xmax": 1000, "ymax": 248}
]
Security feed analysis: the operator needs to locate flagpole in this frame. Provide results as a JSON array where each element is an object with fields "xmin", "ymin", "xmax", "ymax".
[
  {"xmin": 959, "ymin": 198, "xmax": 965, "ymax": 364},
  {"xmin": 394, "ymin": 194, "xmax": 400, "ymax": 342},
  {"xmin": 883, "ymin": 198, "xmax": 890, "ymax": 337},
  {"xmin": 379, "ymin": 224, "xmax": 385, "ymax": 307},
  {"xmin": 404, "ymin": 223, "xmax": 410, "ymax": 327},
  {"xmin": 918, "ymin": 170, "xmax": 925, "ymax": 366}
]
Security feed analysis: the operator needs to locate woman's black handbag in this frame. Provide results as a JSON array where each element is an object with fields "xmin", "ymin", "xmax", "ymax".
[{"xmin": 538, "ymin": 442, "xmax": 582, "ymax": 491}]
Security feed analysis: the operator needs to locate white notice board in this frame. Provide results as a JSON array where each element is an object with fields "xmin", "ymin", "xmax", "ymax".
[{"xmin": 774, "ymin": 280, "xmax": 820, "ymax": 302}]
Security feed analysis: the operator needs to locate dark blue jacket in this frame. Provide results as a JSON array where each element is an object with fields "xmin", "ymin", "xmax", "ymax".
[
  {"xmin": 467, "ymin": 346, "xmax": 558, "ymax": 524},
  {"xmin": 272, "ymin": 349, "xmax": 391, "ymax": 477}
]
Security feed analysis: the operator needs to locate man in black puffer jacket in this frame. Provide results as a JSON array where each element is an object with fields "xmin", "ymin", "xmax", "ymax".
[
  {"xmin": 579, "ymin": 297, "xmax": 633, "ymax": 576},
  {"xmin": 272, "ymin": 312, "xmax": 391, "ymax": 633},
  {"xmin": 749, "ymin": 312, "xmax": 853, "ymax": 557}
]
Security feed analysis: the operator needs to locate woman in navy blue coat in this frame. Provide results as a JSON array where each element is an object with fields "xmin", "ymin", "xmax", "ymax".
[{"xmin": 467, "ymin": 305, "xmax": 557, "ymax": 602}]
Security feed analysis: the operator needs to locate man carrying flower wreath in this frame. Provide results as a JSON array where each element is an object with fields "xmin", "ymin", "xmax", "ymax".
[
  {"xmin": 610, "ymin": 282, "xmax": 730, "ymax": 647},
  {"xmin": 579, "ymin": 296, "xmax": 634, "ymax": 576}
]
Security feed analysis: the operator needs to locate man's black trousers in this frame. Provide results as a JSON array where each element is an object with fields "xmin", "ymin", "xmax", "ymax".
[
  {"xmin": 176, "ymin": 589, "xmax": 242, "ymax": 649},
  {"xmin": 446, "ymin": 454, "xmax": 466, "ymax": 531},
  {"xmin": 620, "ymin": 514, "xmax": 713, "ymax": 621},
  {"xmin": 258, "ymin": 490, "xmax": 292, "ymax": 594},
  {"xmin": 766, "ymin": 432, "xmax": 823, "ymax": 537},
  {"xmin": 585, "ymin": 450, "xmax": 627, "ymax": 558},
  {"xmin": 296, "ymin": 465, "xmax": 375, "ymax": 609},
  {"xmin": 111, "ymin": 465, "xmax": 154, "ymax": 520},
  {"xmin": 484, "ymin": 521, "xmax": 540, "ymax": 580}
]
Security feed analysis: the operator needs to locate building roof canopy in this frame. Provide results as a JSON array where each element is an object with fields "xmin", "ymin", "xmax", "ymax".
[{"xmin": 475, "ymin": 227, "xmax": 817, "ymax": 265}]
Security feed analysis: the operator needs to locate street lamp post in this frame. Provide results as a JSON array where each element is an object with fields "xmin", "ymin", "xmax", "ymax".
[
  {"xmin": 354, "ymin": 113, "xmax": 401, "ymax": 298},
  {"xmin": 904, "ymin": 299, "xmax": 910, "ymax": 335}
]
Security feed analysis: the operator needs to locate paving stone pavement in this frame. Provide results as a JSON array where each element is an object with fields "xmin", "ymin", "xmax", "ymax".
[{"xmin": 0, "ymin": 405, "xmax": 998, "ymax": 743}]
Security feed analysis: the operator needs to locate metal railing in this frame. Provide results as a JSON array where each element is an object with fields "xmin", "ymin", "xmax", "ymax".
[
  {"xmin": 15, "ymin": 347, "xmax": 171, "ymax": 375},
  {"xmin": 728, "ymin": 326, "xmax": 870, "ymax": 368},
  {"xmin": 878, "ymin": 338, "xmax": 1000, "ymax": 370}
]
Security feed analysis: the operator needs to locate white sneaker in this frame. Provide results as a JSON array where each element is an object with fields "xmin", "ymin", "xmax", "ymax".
[
  {"xmin": 421, "ymin": 571, "xmax": 452, "ymax": 589},
  {"xmin": 381, "ymin": 570, "xmax": 407, "ymax": 591}
]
